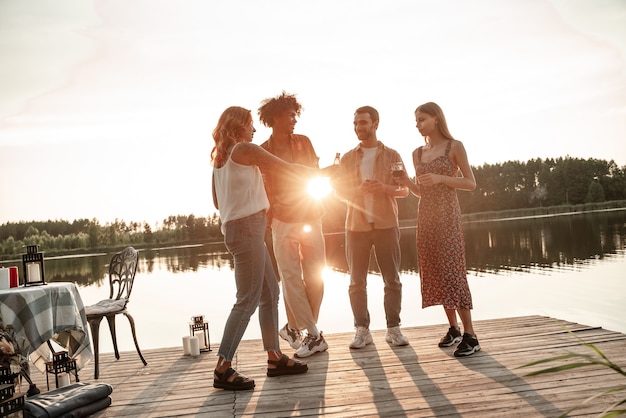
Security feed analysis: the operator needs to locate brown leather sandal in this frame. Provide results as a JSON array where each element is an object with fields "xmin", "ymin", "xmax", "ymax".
[
  {"xmin": 213, "ymin": 367, "xmax": 255, "ymax": 390},
  {"xmin": 267, "ymin": 354, "xmax": 308, "ymax": 377}
]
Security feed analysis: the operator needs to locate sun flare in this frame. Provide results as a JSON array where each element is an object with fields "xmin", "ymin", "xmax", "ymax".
[{"xmin": 307, "ymin": 176, "xmax": 333, "ymax": 199}]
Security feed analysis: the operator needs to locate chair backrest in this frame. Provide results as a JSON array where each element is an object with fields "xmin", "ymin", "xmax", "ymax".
[{"xmin": 107, "ymin": 247, "xmax": 139, "ymax": 303}]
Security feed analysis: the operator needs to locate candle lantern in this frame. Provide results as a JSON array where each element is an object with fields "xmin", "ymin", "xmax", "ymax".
[
  {"xmin": 44, "ymin": 342, "xmax": 78, "ymax": 390},
  {"xmin": 22, "ymin": 245, "xmax": 45, "ymax": 286},
  {"xmin": 189, "ymin": 315, "xmax": 211, "ymax": 352}
]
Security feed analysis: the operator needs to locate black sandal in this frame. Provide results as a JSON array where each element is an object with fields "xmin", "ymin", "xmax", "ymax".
[
  {"xmin": 267, "ymin": 354, "xmax": 308, "ymax": 377},
  {"xmin": 213, "ymin": 367, "xmax": 255, "ymax": 391}
]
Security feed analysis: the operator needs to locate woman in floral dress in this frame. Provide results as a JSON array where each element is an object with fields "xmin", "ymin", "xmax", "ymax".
[{"xmin": 395, "ymin": 102, "xmax": 480, "ymax": 357}]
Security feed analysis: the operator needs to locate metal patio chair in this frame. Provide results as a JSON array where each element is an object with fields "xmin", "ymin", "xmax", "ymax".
[{"xmin": 84, "ymin": 246, "xmax": 147, "ymax": 379}]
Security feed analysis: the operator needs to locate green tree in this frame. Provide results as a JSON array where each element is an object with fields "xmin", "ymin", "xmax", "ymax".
[
  {"xmin": 88, "ymin": 220, "xmax": 99, "ymax": 248},
  {"xmin": 603, "ymin": 161, "xmax": 626, "ymax": 201},
  {"xmin": 1, "ymin": 236, "xmax": 17, "ymax": 256},
  {"xmin": 24, "ymin": 225, "xmax": 39, "ymax": 238},
  {"xmin": 585, "ymin": 180, "xmax": 605, "ymax": 203},
  {"xmin": 530, "ymin": 185, "xmax": 548, "ymax": 207},
  {"xmin": 143, "ymin": 222, "xmax": 154, "ymax": 244}
]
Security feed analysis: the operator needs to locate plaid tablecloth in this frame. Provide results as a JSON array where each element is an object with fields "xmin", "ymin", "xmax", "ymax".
[{"xmin": 0, "ymin": 282, "xmax": 93, "ymax": 373}]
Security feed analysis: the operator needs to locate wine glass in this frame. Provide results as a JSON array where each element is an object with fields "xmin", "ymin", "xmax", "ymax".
[{"xmin": 391, "ymin": 162, "xmax": 405, "ymax": 191}]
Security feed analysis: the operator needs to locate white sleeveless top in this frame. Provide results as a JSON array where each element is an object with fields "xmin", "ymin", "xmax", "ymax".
[{"xmin": 213, "ymin": 143, "xmax": 270, "ymax": 234}]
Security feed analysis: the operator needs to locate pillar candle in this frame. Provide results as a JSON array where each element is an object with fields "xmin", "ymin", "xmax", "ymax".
[
  {"xmin": 57, "ymin": 373, "xmax": 71, "ymax": 388},
  {"xmin": 201, "ymin": 330, "xmax": 209, "ymax": 349},
  {"xmin": 0, "ymin": 268, "xmax": 9, "ymax": 289},
  {"xmin": 189, "ymin": 336, "xmax": 200, "ymax": 357},
  {"xmin": 182, "ymin": 336, "xmax": 191, "ymax": 355},
  {"xmin": 195, "ymin": 331, "xmax": 208, "ymax": 349},
  {"xmin": 8, "ymin": 266, "xmax": 18, "ymax": 288},
  {"xmin": 27, "ymin": 263, "xmax": 41, "ymax": 283}
]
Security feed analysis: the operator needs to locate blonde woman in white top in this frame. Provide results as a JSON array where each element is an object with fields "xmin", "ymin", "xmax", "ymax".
[{"xmin": 211, "ymin": 106, "xmax": 312, "ymax": 391}]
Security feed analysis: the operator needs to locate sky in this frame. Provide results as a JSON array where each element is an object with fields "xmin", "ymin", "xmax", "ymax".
[{"xmin": 1, "ymin": 0, "xmax": 625, "ymax": 226}]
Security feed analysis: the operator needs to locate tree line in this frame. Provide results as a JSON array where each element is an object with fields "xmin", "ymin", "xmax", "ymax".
[
  {"xmin": 1, "ymin": 156, "xmax": 625, "ymax": 258},
  {"xmin": 0, "ymin": 214, "xmax": 223, "ymax": 258}
]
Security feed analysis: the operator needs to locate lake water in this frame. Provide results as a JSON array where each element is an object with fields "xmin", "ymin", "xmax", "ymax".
[{"xmin": 2, "ymin": 209, "xmax": 625, "ymax": 354}]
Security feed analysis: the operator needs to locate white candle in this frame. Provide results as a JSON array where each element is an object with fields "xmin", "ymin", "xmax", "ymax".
[
  {"xmin": 27, "ymin": 263, "xmax": 41, "ymax": 283},
  {"xmin": 201, "ymin": 330, "xmax": 209, "ymax": 349},
  {"xmin": 0, "ymin": 268, "xmax": 9, "ymax": 289},
  {"xmin": 189, "ymin": 336, "xmax": 200, "ymax": 357},
  {"xmin": 57, "ymin": 373, "xmax": 71, "ymax": 388},
  {"xmin": 182, "ymin": 336, "xmax": 191, "ymax": 355},
  {"xmin": 195, "ymin": 331, "xmax": 208, "ymax": 350}
]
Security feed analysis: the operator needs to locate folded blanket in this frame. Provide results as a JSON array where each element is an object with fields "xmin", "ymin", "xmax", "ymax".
[{"xmin": 24, "ymin": 382, "xmax": 113, "ymax": 418}]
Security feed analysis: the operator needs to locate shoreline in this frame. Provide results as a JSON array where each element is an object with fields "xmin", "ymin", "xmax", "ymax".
[{"xmin": 3, "ymin": 205, "xmax": 624, "ymax": 261}]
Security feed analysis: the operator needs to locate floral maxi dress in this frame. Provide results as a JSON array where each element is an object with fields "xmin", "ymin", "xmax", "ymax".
[{"xmin": 414, "ymin": 140, "xmax": 473, "ymax": 310}]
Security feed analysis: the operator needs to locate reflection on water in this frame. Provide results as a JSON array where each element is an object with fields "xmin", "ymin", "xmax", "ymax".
[
  {"xmin": 6, "ymin": 243, "xmax": 233, "ymax": 287},
  {"xmin": 2, "ymin": 210, "xmax": 624, "ymax": 353},
  {"xmin": 327, "ymin": 209, "xmax": 626, "ymax": 275},
  {"xmin": 40, "ymin": 253, "xmax": 109, "ymax": 286},
  {"xmin": 463, "ymin": 210, "xmax": 626, "ymax": 272},
  {"xmin": 9, "ymin": 209, "xmax": 624, "ymax": 286},
  {"xmin": 141, "ymin": 243, "xmax": 232, "ymax": 274}
]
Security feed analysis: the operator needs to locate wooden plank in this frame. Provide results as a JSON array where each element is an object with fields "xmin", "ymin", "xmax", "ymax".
[{"xmin": 22, "ymin": 315, "xmax": 626, "ymax": 417}]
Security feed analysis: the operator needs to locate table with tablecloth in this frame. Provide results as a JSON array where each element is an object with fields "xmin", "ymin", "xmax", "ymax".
[{"xmin": 0, "ymin": 282, "xmax": 93, "ymax": 373}]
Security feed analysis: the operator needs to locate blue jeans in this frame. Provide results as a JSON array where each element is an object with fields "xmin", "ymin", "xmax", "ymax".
[
  {"xmin": 218, "ymin": 210, "xmax": 280, "ymax": 361},
  {"xmin": 346, "ymin": 227, "xmax": 402, "ymax": 329}
]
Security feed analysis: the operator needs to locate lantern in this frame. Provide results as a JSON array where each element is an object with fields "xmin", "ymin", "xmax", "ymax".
[
  {"xmin": 45, "ymin": 342, "xmax": 78, "ymax": 390},
  {"xmin": 189, "ymin": 315, "xmax": 211, "ymax": 352},
  {"xmin": 22, "ymin": 245, "xmax": 45, "ymax": 286}
]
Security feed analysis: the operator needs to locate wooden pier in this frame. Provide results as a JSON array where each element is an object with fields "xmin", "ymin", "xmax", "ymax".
[{"xmin": 26, "ymin": 316, "xmax": 626, "ymax": 417}]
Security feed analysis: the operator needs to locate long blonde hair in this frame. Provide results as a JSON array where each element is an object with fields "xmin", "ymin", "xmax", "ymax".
[
  {"xmin": 415, "ymin": 102, "xmax": 455, "ymax": 143},
  {"xmin": 210, "ymin": 106, "xmax": 252, "ymax": 167}
]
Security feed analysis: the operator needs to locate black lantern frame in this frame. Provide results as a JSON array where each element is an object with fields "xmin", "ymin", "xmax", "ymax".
[
  {"xmin": 189, "ymin": 315, "xmax": 211, "ymax": 352},
  {"xmin": 44, "ymin": 342, "xmax": 79, "ymax": 390},
  {"xmin": 22, "ymin": 245, "xmax": 45, "ymax": 286}
]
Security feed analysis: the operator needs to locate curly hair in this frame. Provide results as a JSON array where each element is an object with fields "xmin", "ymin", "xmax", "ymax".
[
  {"xmin": 210, "ymin": 106, "xmax": 252, "ymax": 167},
  {"xmin": 258, "ymin": 91, "xmax": 303, "ymax": 128}
]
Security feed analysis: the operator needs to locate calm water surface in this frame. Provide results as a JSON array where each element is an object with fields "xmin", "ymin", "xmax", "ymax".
[{"xmin": 2, "ymin": 210, "xmax": 625, "ymax": 354}]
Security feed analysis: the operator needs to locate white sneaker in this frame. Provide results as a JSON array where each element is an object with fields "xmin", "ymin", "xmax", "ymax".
[
  {"xmin": 349, "ymin": 326, "xmax": 373, "ymax": 349},
  {"xmin": 294, "ymin": 333, "xmax": 328, "ymax": 358},
  {"xmin": 279, "ymin": 324, "xmax": 302, "ymax": 350},
  {"xmin": 386, "ymin": 326, "xmax": 409, "ymax": 346}
]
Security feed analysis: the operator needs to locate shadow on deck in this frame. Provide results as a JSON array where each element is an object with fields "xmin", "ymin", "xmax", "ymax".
[{"xmin": 26, "ymin": 315, "xmax": 626, "ymax": 417}]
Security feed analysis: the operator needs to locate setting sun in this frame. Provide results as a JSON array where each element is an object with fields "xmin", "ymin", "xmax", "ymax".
[{"xmin": 307, "ymin": 176, "xmax": 333, "ymax": 200}]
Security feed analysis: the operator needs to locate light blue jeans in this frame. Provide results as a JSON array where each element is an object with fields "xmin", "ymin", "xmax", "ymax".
[
  {"xmin": 218, "ymin": 210, "xmax": 280, "ymax": 361},
  {"xmin": 346, "ymin": 227, "xmax": 403, "ymax": 329}
]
